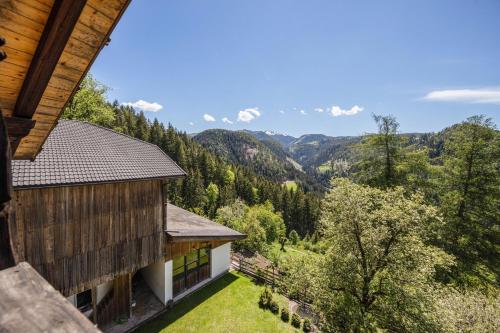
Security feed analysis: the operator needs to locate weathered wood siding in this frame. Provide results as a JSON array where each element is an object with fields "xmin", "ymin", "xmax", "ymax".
[{"xmin": 9, "ymin": 179, "xmax": 164, "ymax": 296}]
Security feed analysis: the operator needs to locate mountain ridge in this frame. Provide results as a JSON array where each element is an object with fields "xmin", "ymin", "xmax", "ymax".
[{"xmin": 193, "ymin": 129, "xmax": 322, "ymax": 191}]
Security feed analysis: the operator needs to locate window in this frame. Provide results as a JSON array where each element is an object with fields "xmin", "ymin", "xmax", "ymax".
[
  {"xmin": 76, "ymin": 289, "xmax": 92, "ymax": 313},
  {"xmin": 172, "ymin": 248, "xmax": 211, "ymax": 297}
]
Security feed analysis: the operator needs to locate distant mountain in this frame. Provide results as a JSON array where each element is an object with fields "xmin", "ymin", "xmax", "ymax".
[
  {"xmin": 243, "ymin": 130, "xmax": 297, "ymax": 148},
  {"xmin": 288, "ymin": 135, "xmax": 361, "ymax": 169},
  {"xmin": 195, "ymin": 128, "xmax": 447, "ymax": 189},
  {"xmin": 243, "ymin": 131, "xmax": 360, "ymax": 170},
  {"xmin": 244, "ymin": 129, "xmax": 446, "ymax": 175},
  {"xmin": 193, "ymin": 129, "xmax": 321, "ymax": 191}
]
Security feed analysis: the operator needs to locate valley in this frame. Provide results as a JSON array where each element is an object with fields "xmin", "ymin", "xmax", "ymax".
[{"xmin": 193, "ymin": 128, "xmax": 447, "ymax": 190}]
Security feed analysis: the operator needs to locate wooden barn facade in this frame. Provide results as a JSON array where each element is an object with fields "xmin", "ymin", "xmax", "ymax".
[{"xmin": 8, "ymin": 120, "xmax": 245, "ymax": 328}]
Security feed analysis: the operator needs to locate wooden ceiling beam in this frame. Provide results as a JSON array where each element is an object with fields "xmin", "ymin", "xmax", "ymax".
[
  {"xmin": 4, "ymin": 117, "xmax": 35, "ymax": 138},
  {"xmin": 13, "ymin": 0, "xmax": 88, "ymax": 119}
]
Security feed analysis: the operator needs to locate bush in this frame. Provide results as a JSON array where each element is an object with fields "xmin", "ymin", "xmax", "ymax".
[
  {"xmin": 269, "ymin": 300, "xmax": 279, "ymax": 314},
  {"xmin": 258, "ymin": 288, "xmax": 272, "ymax": 309},
  {"xmin": 303, "ymin": 318, "xmax": 312, "ymax": 332},
  {"xmin": 291, "ymin": 313, "xmax": 301, "ymax": 328},
  {"xmin": 281, "ymin": 307, "xmax": 290, "ymax": 322},
  {"xmin": 289, "ymin": 230, "xmax": 299, "ymax": 245}
]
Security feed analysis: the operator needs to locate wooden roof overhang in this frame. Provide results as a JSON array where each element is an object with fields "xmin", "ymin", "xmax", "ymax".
[
  {"xmin": 0, "ymin": 0, "xmax": 131, "ymax": 160},
  {"xmin": 166, "ymin": 233, "xmax": 247, "ymax": 243}
]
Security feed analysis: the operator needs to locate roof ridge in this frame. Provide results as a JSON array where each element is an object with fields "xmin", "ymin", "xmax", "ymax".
[{"xmin": 60, "ymin": 120, "xmax": 187, "ymax": 176}]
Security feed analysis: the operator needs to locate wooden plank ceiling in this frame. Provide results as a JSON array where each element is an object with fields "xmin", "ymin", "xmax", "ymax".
[{"xmin": 0, "ymin": 0, "xmax": 131, "ymax": 160}]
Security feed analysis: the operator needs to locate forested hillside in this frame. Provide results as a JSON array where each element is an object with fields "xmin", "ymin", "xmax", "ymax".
[
  {"xmin": 194, "ymin": 129, "xmax": 322, "ymax": 192},
  {"xmin": 244, "ymin": 128, "xmax": 455, "ymax": 188},
  {"xmin": 62, "ymin": 76, "xmax": 321, "ymax": 237}
]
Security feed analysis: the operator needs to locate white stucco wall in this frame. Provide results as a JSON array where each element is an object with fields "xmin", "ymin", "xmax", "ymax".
[
  {"xmin": 141, "ymin": 260, "xmax": 172, "ymax": 305},
  {"xmin": 211, "ymin": 242, "xmax": 231, "ymax": 278},
  {"xmin": 140, "ymin": 244, "xmax": 231, "ymax": 305},
  {"xmin": 67, "ymin": 294, "xmax": 76, "ymax": 306},
  {"xmin": 96, "ymin": 280, "xmax": 113, "ymax": 304},
  {"xmin": 165, "ymin": 260, "xmax": 172, "ymax": 302}
]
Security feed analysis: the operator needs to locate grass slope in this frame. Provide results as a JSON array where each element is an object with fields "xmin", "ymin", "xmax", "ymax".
[
  {"xmin": 134, "ymin": 272, "xmax": 298, "ymax": 333},
  {"xmin": 269, "ymin": 242, "xmax": 320, "ymax": 263}
]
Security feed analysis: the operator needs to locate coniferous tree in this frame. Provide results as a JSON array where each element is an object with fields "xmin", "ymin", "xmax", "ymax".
[
  {"xmin": 149, "ymin": 119, "xmax": 163, "ymax": 146},
  {"xmin": 134, "ymin": 111, "xmax": 150, "ymax": 141}
]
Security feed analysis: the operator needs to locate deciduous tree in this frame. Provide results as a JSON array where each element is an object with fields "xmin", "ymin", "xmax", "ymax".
[{"xmin": 314, "ymin": 179, "xmax": 452, "ymax": 332}]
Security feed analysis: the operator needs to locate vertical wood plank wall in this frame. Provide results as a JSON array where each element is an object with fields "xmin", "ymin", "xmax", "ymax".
[{"xmin": 9, "ymin": 179, "xmax": 164, "ymax": 296}]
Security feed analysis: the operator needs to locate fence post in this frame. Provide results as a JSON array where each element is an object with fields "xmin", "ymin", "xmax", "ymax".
[
  {"xmin": 272, "ymin": 266, "xmax": 275, "ymax": 289},
  {"xmin": 239, "ymin": 258, "xmax": 242, "ymax": 272}
]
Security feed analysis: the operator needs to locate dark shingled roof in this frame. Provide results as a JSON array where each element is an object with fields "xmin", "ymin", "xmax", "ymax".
[
  {"xmin": 166, "ymin": 203, "xmax": 246, "ymax": 242},
  {"xmin": 12, "ymin": 120, "xmax": 186, "ymax": 188}
]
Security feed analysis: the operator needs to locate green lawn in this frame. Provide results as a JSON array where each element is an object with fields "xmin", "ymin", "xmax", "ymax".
[
  {"xmin": 134, "ymin": 272, "xmax": 299, "ymax": 333},
  {"xmin": 316, "ymin": 163, "xmax": 330, "ymax": 174},
  {"xmin": 269, "ymin": 242, "xmax": 320, "ymax": 263},
  {"xmin": 283, "ymin": 180, "xmax": 298, "ymax": 191}
]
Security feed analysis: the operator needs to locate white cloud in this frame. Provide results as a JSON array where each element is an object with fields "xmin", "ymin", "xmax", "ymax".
[
  {"xmin": 423, "ymin": 88, "xmax": 500, "ymax": 104},
  {"xmin": 189, "ymin": 122, "xmax": 194, "ymax": 126},
  {"xmin": 237, "ymin": 108, "xmax": 261, "ymax": 122},
  {"xmin": 314, "ymin": 108, "xmax": 324, "ymax": 113},
  {"xmin": 330, "ymin": 105, "xmax": 364, "ymax": 117},
  {"xmin": 121, "ymin": 99, "xmax": 163, "ymax": 112},
  {"xmin": 300, "ymin": 110, "xmax": 308, "ymax": 115},
  {"xmin": 279, "ymin": 110, "xmax": 285, "ymax": 114},
  {"xmin": 222, "ymin": 117, "xmax": 234, "ymax": 124},
  {"xmin": 203, "ymin": 114, "xmax": 216, "ymax": 122}
]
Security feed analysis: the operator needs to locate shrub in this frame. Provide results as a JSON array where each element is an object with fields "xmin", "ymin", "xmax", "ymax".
[
  {"xmin": 289, "ymin": 230, "xmax": 299, "ymax": 245},
  {"xmin": 258, "ymin": 288, "xmax": 272, "ymax": 309},
  {"xmin": 269, "ymin": 300, "xmax": 279, "ymax": 314},
  {"xmin": 303, "ymin": 318, "xmax": 312, "ymax": 332},
  {"xmin": 303, "ymin": 233, "xmax": 310, "ymax": 243},
  {"xmin": 291, "ymin": 313, "xmax": 301, "ymax": 328},
  {"xmin": 281, "ymin": 307, "xmax": 290, "ymax": 322}
]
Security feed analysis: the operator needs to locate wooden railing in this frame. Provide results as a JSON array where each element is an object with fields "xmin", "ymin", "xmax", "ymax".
[
  {"xmin": 231, "ymin": 252, "xmax": 314, "ymax": 314},
  {"xmin": 231, "ymin": 253, "xmax": 282, "ymax": 287}
]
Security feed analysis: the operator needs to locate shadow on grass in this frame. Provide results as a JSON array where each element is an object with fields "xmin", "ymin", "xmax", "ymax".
[{"xmin": 133, "ymin": 272, "xmax": 239, "ymax": 333}]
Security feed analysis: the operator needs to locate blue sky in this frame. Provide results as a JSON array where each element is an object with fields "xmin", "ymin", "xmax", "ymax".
[{"xmin": 91, "ymin": 0, "xmax": 500, "ymax": 137}]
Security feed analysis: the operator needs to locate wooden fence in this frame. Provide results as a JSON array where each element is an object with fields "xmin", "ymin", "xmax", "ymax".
[
  {"xmin": 231, "ymin": 252, "xmax": 318, "ymax": 328},
  {"xmin": 230, "ymin": 253, "xmax": 282, "ymax": 287}
]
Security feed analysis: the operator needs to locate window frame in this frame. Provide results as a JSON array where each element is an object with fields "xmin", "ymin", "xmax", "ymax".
[{"xmin": 172, "ymin": 247, "xmax": 211, "ymax": 297}]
